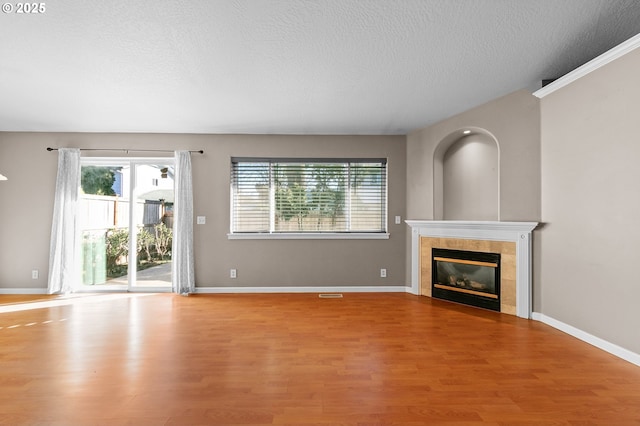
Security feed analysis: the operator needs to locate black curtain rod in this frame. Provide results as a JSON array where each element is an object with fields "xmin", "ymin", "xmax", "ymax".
[{"xmin": 46, "ymin": 147, "xmax": 204, "ymax": 154}]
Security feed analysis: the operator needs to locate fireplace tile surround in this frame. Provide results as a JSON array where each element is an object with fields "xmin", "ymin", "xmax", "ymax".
[{"xmin": 406, "ymin": 221, "xmax": 538, "ymax": 319}]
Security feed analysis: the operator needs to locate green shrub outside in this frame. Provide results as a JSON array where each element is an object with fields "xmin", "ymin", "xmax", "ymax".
[{"xmin": 105, "ymin": 223, "xmax": 173, "ymax": 278}]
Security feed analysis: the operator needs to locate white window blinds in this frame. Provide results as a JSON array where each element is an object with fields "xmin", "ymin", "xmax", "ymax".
[{"xmin": 231, "ymin": 159, "xmax": 387, "ymax": 234}]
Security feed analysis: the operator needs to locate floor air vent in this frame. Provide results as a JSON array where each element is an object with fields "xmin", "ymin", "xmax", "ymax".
[{"xmin": 318, "ymin": 293, "xmax": 343, "ymax": 298}]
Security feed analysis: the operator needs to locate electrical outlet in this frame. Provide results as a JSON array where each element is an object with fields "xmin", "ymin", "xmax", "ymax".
[
  {"xmin": 31, "ymin": 270, "xmax": 39, "ymax": 279},
  {"xmin": 230, "ymin": 269, "xmax": 237, "ymax": 279},
  {"xmin": 380, "ymin": 268, "xmax": 387, "ymax": 278},
  {"xmin": 196, "ymin": 216, "xmax": 206, "ymax": 225},
  {"xmin": 395, "ymin": 215, "xmax": 401, "ymax": 224}
]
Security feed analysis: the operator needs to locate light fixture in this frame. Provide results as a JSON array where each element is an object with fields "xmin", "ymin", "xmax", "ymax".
[
  {"xmin": 463, "ymin": 130, "xmax": 471, "ymax": 135},
  {"xmin": 0, "ymin": 173, "xmax": 7, "ymax": 181}
]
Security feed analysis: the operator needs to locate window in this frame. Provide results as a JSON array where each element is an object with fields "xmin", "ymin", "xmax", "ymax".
[{"xmin": 230, "ymin": 158, "xmax": 387, "ymax": 237}]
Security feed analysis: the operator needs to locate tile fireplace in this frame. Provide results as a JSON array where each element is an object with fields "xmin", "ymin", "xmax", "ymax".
[{"xmin": 406, "ymin": 221, "xmax": 538, "ymax": 318}]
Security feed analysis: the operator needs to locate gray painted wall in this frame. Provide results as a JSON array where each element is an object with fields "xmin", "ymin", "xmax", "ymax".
[
  {"xmin": 442, "ymin": 134, "xmax": 499, "ymax": 220},
  {"xmin": 539, "ymin": 48, "xmax": 640, "ymax": 354},
  {"xmin": 0, "ymin": 133, "xmax": 406, "ymax": 290},
  {"xmin": 406, "ymin": 89, "xmax": 541, "ymax": 222}
]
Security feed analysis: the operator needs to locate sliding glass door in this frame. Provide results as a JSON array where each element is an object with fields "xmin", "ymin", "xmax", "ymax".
[
  {"xmin": 132, "ymin": 161, "xmax": 174, "ymax": 290},
  {"xmin": 78, "ymin": 158, "xmax": 174, "ymax": 291}
]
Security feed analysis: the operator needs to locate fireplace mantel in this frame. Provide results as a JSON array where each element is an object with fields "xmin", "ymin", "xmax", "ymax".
[{"xmin": 406, "ymin": 220, "xmax": 538, "ymax": 319}]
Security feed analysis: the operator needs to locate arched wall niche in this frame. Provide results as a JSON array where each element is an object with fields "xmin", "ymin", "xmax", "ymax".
[{"xmin": 433, "ymin": 127, "xmax": 500, "ymax": 220}]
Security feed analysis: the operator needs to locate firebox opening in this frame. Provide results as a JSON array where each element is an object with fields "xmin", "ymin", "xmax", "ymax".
[{"xmin": 432, "ymin": 248, "xmax": 501, "ymax": 312}]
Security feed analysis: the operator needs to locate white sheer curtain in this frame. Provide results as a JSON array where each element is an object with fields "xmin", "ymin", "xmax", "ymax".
[
  {"xmin": 172, "ymin": 150, "xmax": 195, "ymax": 294},
  {"xmin": 48, "ymin": 148, "xmax": 81, "ymax": 294}
]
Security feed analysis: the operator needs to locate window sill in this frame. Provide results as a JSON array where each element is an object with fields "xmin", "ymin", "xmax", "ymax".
[{"xmin": 227, "ymin": 233, "xmax": 390, "ymax": 240}]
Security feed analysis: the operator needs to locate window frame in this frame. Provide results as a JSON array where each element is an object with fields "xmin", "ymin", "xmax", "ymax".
[{"xmin": 228, "ymin": 158, "xmax": 390, "ymax": 240}]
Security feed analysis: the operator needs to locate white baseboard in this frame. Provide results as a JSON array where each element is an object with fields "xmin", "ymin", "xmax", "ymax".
[
  {"xmin": 532, "ymin": 312, "xmax": 640, "ymax": 367},
  {"xmin": 194, "ymin": 285, "xmax": 409, "ymax": 294},
  {"xmin": 0, "ymin": 288, "xmax": 48, "ymax": 295},
  {"xmin": 0, "ymin": 286, "xmax": 409, "ymax": 295}
]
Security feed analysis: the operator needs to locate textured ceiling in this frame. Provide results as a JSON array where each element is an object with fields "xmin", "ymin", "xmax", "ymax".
[{"xmin": 1, "ymin": 0, "xmax": 640, "ymax": 135}]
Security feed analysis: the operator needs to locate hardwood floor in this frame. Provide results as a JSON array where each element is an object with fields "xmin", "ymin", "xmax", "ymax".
[{"xmin": 0, "ymin": 292, "xmax": 639, "ymax": 425}]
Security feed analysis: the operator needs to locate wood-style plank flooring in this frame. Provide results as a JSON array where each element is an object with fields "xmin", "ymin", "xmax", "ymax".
[{"xmin": 0, "ymin": 292, "xmax": 639, "ymax": 425}]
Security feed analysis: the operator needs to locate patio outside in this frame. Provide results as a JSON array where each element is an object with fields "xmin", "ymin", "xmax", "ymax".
[{"xmin": 80, "ymin": 164, "xmax": 173, "ymax": 289}]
